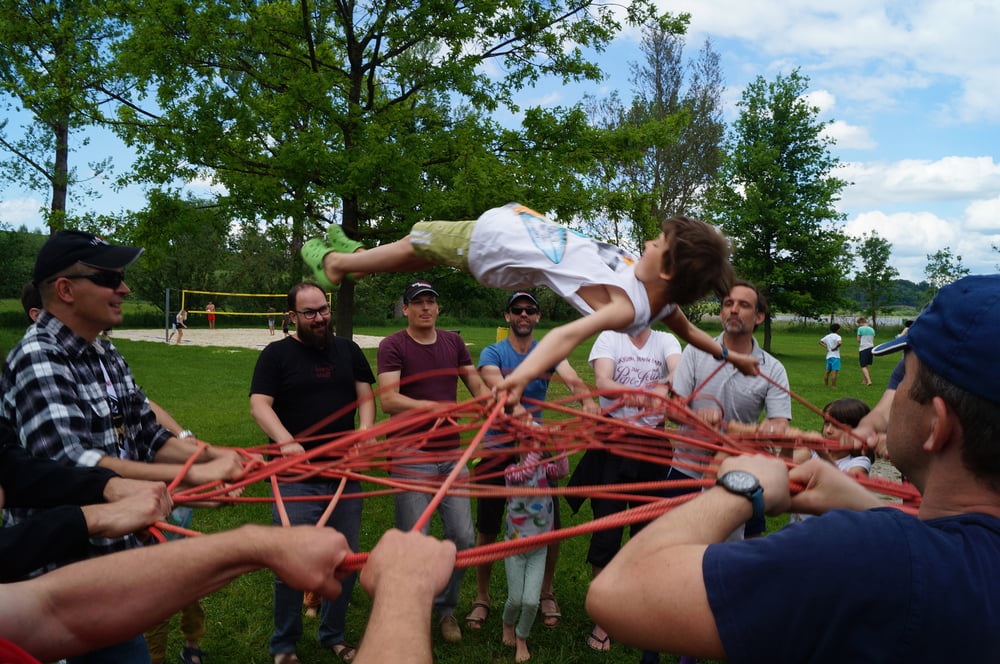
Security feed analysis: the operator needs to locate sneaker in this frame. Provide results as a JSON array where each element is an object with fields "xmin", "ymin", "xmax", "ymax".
[{"xmin": 440, "ymin": 615, "xmax": 462, "ymax": 643}]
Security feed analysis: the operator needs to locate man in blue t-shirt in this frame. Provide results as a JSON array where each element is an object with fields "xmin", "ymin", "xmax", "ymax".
[
  {"xmin": 586, "ymin": 274, "xmax": 1000, "ymax": 663},
  {"xmin": 464, "ymin": 291, "xmax": 597, "ymax": 632}
]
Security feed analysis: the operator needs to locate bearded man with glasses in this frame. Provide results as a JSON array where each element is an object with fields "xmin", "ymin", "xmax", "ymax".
[
  {"xmin": 250, "ymin": 281, "xmax": 376, "ymax": 664},
  {"xmin": 1, "ymin": 230, "xmax": 245, "ymax": 663}
]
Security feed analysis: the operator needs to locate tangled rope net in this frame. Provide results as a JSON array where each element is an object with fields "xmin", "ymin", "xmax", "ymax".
[{"xmin": 151, "ymin": 367, "xmax": 920, "ymax": 572}]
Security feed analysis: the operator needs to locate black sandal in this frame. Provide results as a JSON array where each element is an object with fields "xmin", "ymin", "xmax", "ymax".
[{"xmin": 180, "ymin": 646, "xmax": 207, "ymax": 664}]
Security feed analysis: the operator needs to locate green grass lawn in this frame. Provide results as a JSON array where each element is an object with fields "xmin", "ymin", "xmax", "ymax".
[{"xmin": 0, "ymin": 318, "xmax": 902, "ymax": 663}]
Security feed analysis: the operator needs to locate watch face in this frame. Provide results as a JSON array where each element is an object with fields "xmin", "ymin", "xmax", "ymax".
[{"xmin": 722, "ymin": 470, "xmax": 759, "ymax": 494}]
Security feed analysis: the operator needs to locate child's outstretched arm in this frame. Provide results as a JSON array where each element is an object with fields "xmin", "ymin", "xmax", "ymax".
[
  {"xmin": 497, "ymin": 302, "xmax": 634, "ymax": 407},
  {"xmin": 660, "ymin": 307, "xmax": 759, "ymax": 376}
]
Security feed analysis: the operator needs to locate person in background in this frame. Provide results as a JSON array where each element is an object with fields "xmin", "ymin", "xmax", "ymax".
[
  {"xmin": 856, "ymin": 317, "xmax": 875, "ymax": 386},
  {"xmin": 206, "ymin": 301, "xmax": 216, "ymax": 330},
  {"xmin": 169, "ymin": 309, "xmax": 188, "ymax": 344},
  {"xmin": 819, "ymin": 323, "xmax": 842, "ymax": 388},
  {"xmin": 579, "ymin": 325, "xmax": 681, "ymax": 658}
]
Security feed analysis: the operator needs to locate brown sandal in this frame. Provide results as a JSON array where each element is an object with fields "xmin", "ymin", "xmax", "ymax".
[
  {"xmin": 540, "ymin": 592, "xmax": 561, "ymax": 627},
  {"xmin": 465, "ymin": 600, "xmax": 491, "ymax": 629}
]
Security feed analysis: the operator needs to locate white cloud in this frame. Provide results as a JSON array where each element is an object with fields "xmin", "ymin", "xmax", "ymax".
[
  {"xmin": 0, "ymin": 197, "xmax": 45, "ymax": 227},
  {"xmin": 825, "ymin": 120, "xmax": 876, "ymax": 150},
  {"xmin": 846, "ymin": 209, "xmax": 958, "ymax": 254},
  {"xmin": 651, "ymin": 0, "xmax": 1000, "ymax": 123},
  {"xmin": 964, "ymin": 195, "xmax": 1000, "ymax": 233},
  {"xmin": 844, "ymin": 201, "xmax": 1000, "ymax": 282},
  {"xmin": 838, "ymin": 157, "xmax": 1000, "ymax": 208},
  {"xmin": 803, "ymin": 89, "xmax": 835, "ymax": 114}
]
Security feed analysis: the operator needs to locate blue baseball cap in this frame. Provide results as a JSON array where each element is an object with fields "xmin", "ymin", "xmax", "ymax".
[{"xmin": 872, "ymin": 274, "xmax": 1000, "ymax": 403}]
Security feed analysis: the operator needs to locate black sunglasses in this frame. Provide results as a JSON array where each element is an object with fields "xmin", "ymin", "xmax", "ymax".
[
  {"xmin": 48, "ymin": 270, "xmax": 126, "ymax": 290},
  {"xmin": 508, "ymin": 306, "xmax": 539, "ymax": 316}
]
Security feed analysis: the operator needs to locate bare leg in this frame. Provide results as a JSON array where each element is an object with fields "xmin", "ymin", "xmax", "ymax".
[
  {"xmin": 515, "ymin": 636, "xmax": 530, "ymax": 662},
  {"xmin": 322, "ymin": 236, "xmax": 435, "ymax": 286},
  {"xmin": 502, "ymin": 622, "xmax": 516, "ymax": 647},
  {"xmin": 861, "ymin": 366, "xmax": 872, "ymax": 385}
]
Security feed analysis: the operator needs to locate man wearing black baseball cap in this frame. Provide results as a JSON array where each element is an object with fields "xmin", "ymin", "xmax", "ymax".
[
  {"xmin": 587, "ymin": 274, "xmax": 1000, "ymax": 662},
  {"xmin": 2, "ymin": 230, "xmax": 245, "ymax": 662},
  {"xmin": 376, "ymin": 279, "xmax": 490, "ymax": 644},
  {"xmin": 466, "ymin": 291, "xmax": 597, "ymax": 633}
]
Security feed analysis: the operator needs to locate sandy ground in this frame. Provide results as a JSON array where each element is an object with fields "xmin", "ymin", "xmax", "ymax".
[{"xmin": 109, "ymin": 327, "xmax": 385, "ymax": 350}]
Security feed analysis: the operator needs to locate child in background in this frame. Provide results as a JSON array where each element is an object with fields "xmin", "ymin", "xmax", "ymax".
[
  {"xmin": 302, "ymin": 203, "xmax": 759, "ymax": 406},
  {"xmin": 502, "ymin": 432, "xmax": 569, "ymax": 662},
  {"xmin": 856, "ymin": 317, "xmax": 876, "ymax": 386},
  {"xmin": 790, "ymin": 398, "xmax": 872, "ymax": 523},
  {"xmin": 819, "ymin": 323, "xmax": 842, "ymax": 387}
]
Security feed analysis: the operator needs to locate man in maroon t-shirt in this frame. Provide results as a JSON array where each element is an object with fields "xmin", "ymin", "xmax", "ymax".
[{"xmin": 377, "ymin": 280, "xmax": 490, "ymax": 644}]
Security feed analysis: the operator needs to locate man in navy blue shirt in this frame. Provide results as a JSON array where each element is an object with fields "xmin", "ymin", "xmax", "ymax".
[{"xmin": 587, "ymin": 275, "xmax": 1000, "ymax": 663}]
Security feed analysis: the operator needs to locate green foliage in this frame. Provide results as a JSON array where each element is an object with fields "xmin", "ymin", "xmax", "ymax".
[
  {"xmin": 705, "ymin": 69, "xmax": 850, "ymax": 350},
  {"xmin": 923, "ymin": 248, "xmax": 969, "ymax": 304},
  {"xmin": 852, "ymin": 230, "xmax": 899, "ymax": 326},
  {"xmin": 101, "ymin": 0, "xmax": 664, "ymax": 336},
  {"xmin": 107, "ymin": 191, "xmax": 233, "ymax": 308},
  {"xmin": 581, "ymin": 22, "xmax": 724, "ymax": 250},
  {"xmin": 0, "ymin": 225, "xmax": 45, "ymax": 298},
  {"xmin": 0, "ymin": 0, "xmax": 123, "ymax": 223}
]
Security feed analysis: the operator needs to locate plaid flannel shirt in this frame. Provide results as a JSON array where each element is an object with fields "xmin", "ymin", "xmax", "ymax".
[{"xmin": 1, "ymin": 310, "xmax": 172, "ymax": 557}]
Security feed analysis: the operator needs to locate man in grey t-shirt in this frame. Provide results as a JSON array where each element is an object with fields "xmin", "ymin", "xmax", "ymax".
[{"xmin": 669, "ymin": 280, "xmax": 792, "ymax": 484}]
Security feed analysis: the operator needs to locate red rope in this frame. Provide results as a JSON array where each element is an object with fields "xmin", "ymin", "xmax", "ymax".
[{"xmin": 158, "ymin": 368, "xmax": 920, "ymax": 572}]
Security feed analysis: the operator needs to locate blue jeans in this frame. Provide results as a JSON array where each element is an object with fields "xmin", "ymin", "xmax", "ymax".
[
  {"xmin": 270, "ymin": 479, "xmax": 362, "ymax": 654},
  {"xmin": 392, "ymin": 458, "xmax": 474, "ymax": 616},
  {"xmin": 67, "ymin": 635, "xmax": 150, "ymax": 664}
]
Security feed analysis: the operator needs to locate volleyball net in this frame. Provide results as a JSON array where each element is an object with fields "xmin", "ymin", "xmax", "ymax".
[{"xmin": 176, "ymin": 289, "xmax": 333, "ymax": 322}]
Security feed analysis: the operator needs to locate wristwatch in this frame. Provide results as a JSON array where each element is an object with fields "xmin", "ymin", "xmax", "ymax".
[
  {"xmin": 177, "ymin": 429, "xmax": 196, "ymax": 439},
  {"xmin": 716, "ymin": 470, "xmax": 764, "ymax": 521}
]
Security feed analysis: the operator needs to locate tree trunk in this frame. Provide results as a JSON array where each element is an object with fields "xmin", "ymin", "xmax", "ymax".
[{"xmin": 336, "ymin": 193, "xmax": 360, "ymax": 339}]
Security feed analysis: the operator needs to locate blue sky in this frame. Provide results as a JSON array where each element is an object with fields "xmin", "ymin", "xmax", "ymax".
[{"xmin": 2, "ymin": 0, "xmax": 998, "ymax": 282}]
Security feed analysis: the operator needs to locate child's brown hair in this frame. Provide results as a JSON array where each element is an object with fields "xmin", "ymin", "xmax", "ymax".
[
  {"xmin": 660, "ymin": 215, "xmax": 734, "ymax": 306},
  {"xmin": 823, "ymin": 397, "xmax": 871, "ymax": 428}
]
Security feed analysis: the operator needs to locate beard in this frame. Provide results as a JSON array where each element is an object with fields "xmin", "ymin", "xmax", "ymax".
[
  {"xmin": 724, "ymin": 317, "xmax": 749, "ymax": 336},
  {"xmin": 509, "ymin": 319, "xmax": 535, "ymax": 338},
  {"xmin": 298, "ymin": 318, "xmax": 333, "ymax": 349}
]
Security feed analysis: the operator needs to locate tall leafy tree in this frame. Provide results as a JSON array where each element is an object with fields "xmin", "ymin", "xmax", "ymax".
[
  {"xmin": 853, "ymin": 231, "xmax": 898, "ymax": 327},
  {"xmin": 583, "ymin": 23, "xmax": 724, "ymax": 250},
  {"xmin": 107, "ymin": 0, "xmax": 665, "ymax": 336},
  {"xmin": 705, "ymin": 69, "xmax": 849, "ymax": 350},
  {"xmin": 923, "ymin": 248, "xmax": 969, "ymax": 303},
  {"xmin": 110, "ymin": 191, "xmax": 232, "ymax": 310},
  {"xmin": 0, "ymin": 0, "xmax": 124, "ymax": 230}
]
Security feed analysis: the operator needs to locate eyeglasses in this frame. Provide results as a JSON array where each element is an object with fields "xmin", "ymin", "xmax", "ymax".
[
  {"xmin": 508, "ymin": 306, "xmax": 539, "ymax": 316},
  {"xmin": 295, "ymin": 305, "xmax": 331, "ymax": 320},
  {"xmin": 47, "ymin": 271, "xmax": 126, "ymax": 290}
]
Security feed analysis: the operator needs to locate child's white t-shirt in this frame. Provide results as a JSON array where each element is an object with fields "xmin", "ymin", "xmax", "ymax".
[
  {"xmin": 468, "ymin": 204, "xmax": 677, "ymax": 336},
  {"xmin": 820, "ymin": 333, "xmax": 842, "ymax": 359}
]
